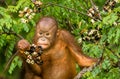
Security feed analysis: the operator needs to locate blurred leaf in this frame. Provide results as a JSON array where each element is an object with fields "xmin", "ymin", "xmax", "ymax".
[
  {"xmin": 8, "ymin": 56, "xmax": 22, "ymax": 74},
  {"xmin": 103, "ymin": 13, "xmax": 118, "ymax": 25}
]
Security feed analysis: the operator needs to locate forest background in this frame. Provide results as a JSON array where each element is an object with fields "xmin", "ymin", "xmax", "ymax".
[{"xmin": 0, "ymin": 0, "xmax": 120, "ymax": 79}]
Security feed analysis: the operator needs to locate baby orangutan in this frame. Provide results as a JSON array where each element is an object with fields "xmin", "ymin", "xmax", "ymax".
[{"xmin": 17, "ymin": 16, "xmax": 98, "ymax": 79}]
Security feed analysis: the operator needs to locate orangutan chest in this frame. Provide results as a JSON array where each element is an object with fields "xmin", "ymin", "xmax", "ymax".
[{"xmin": 41, "ymin": 50, "xmax": 66, "ymax": 62}]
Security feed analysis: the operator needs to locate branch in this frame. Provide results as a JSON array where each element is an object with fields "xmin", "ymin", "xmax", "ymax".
[
  {"xmin": 3, "ymin": 51, "xmax": 19, "ymax": 73},
  {"xmin": 42, "ymin": 2, "xmax": 99, "ymax": 20},
  {"xmin": 44, "ymin": 2, "xmax": 87, "ymax": 16},
  {"xmin": 74, "ymin": 49, "xmax": 104, "ymax": 79},
  {"xmin": 30, "ymin": 1, "xmax": 100, "ymax": 20},
  {"xmin": 0, "ymin": 32, "xmax": 24, "ymax": 39},
  {"xmin": 74, "ymin": 57, "xmax": 102, "ymax": 79}
]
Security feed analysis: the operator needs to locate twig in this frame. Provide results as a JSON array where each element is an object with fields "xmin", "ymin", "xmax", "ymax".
[
  {"xmin": 0, "ymin": 32, "xmax": 24, "ymax": 39},
  {"xmin": 44, "ymin": 2, "xmax": 87, "ymax": 16},
  {"xmin": 90, "ymin": 0, "xmax": 96, "ymax": 9},
  {"xmin": 42, "ymin": 2, "xmax": 99, "ymax": 20},
  {"xmin": 31, "ymin": 0, "xmax": 36, "ymax": 3},
  {"xmin": 3, "ymin": 51, "xmax": 19, "ymax": 73}
]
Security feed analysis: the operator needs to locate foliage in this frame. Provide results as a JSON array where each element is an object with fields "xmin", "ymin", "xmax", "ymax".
[{"xmin": 0, "ymin": 0, "xmax": 120, "ymax": 79}]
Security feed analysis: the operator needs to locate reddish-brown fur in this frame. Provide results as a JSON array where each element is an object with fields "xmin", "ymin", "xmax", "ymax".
[{"xmin": 17, "ymin": 17, "xmax": 97, "ymax": 79}]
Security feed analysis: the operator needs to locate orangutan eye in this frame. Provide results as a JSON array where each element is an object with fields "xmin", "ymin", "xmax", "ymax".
[
  {"xmin": 46, "ymin": 33, "xmax": 49, "ymax": 36},
  {"xmin": 39, "ymin": 32, "xmax": 43, "ymax": 36},
  {"xmin": 45, "ymin": 33, "xmax": 51, "ymax": 37}
]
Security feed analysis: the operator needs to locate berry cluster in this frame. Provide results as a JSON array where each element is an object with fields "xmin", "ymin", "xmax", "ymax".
[
  {"xmin": 18, "ymin": 0, "xmax": 42, "ymax": 23},
  {"xmin": 24, "ymin": 44, "xmax": 43, "ymax": 65},
  {"xmin": 87, "ymin": 6, "xmax": 101, "ymax": 23},
  {"xmin": 33, "ymin": 0, "xmax": 42, "ymax": 12},
  {"xmin": 19, "ymin": 7, "xmax": 35, "ymax": 23},
  {"xmin": 78, "ymin": 28, "xmax": 101, "ymax": 44},
  {"xmin": 103, "ymin": 0, "xmax": 119, "ymax": 12}
]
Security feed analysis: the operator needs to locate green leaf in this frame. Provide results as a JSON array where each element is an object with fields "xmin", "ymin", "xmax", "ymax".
[
  {"xmin": 103, "ymin": 13, "xmax": 118, "ymax": 25},
  {"xmin": 8, "ymin": 56, "xmax": 22, "ymax": 74},
  {"xmin": 23, "ymin": 24, "xmax": 29, "ymax": 32},
  {"xmin": 114, "ymin": 28, "xmax": 120, "ymax": 44}
]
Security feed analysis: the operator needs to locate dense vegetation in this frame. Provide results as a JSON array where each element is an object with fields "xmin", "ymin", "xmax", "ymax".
[{"xmin": 0, "ymin": 0, "xmax": 120, "ymax": 79}]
